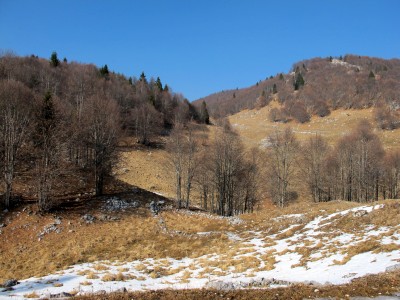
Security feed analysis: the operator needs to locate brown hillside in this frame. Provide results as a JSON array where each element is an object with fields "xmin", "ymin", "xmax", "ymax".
[{"xmin": 195, "ymin": 55, "xmax": 400, "ymax": 119}]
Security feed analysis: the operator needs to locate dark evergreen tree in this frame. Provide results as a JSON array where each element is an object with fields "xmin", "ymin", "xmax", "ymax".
[
  {"xmin": 140, "ymin": 71, "xmax": 147, "ymax": 83},
  {"xmin": 200, "ymin": 101, "xmax": 210, "ymax": 124},
  {"xmin": 155, "ymin": 77, "xmax": 163, "ymax": 91},
  {"xmin": 50, "ymin": 51, "xmax": 60, "ymax": 67},
  {"xmin": 369, "ymin": 70, "xmax": 375, "ymax": 78},
  {"xmin": 99, "ymin": 64, "xmax": 109, "ymax": 77},
  {"xmin": 294, "ymin": 73, "xmax": 305, "ymax": 90},
  {"xmin": 272, "ymin": 83, "xmax": 278, "ymax": 94}
]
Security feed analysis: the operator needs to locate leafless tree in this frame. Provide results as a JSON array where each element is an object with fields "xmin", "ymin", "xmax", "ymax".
[
  {"xmin": 0, "ymin": 80, "xmax": 33, "ymax": 208},
  {"xmin": 167, "ymin": 123, "xmax": 200, "ymax": 208},
  {"xmin": 266, "ymin": 128, "xmax": 299, "ymax": 207},
  {"xmin": 82, "ymin": 94, "xmax": 120, "ymax": 196},
  {"xmin": 301, "ymin": 134, "xmax": 330, "ymax": 202},
  {"xmin": 132, "ymin": 102, "xmax": 162, "ymax": 145}
]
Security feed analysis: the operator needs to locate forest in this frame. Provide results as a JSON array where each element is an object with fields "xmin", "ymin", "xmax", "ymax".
[
  {"xmin": 0, "ymin": 52, "xmax": 209, "ymax": 211},
  {"xmin": 1, "ymin": 53, "xmax": 400, "ymax": 217}
]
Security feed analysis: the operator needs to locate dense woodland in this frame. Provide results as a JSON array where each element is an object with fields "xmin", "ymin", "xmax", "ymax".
[
  {"xmin": 195, "ymin": 55, "xmax": 400, "ymax": 127},
  {"xmin": 1, "ymin": 53, "xmax": 400, "ymax": 216},
  {"xmin": 0, "ymin": 52, "xmax": 209, "ymax": 211}
]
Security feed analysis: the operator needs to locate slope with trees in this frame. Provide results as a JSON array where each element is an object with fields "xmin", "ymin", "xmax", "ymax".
[
  {"xmin": 195, "ymin": 55, "xmax": 400, "ymax": 126},
  {"xmin": 0, "ymin": 52, "xmax": 208, "ymax": 210}
]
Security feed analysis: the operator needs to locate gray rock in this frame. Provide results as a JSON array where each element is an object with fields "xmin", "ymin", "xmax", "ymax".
[
  {"xmin": 205, "ymin": 280, "xmax": 236, "ymax": 291},
  {"xmin": 150, "ymin": 200, "xmax": 160, "ymax": 215},
  {"xmin": 81, "ymin": 214, "xmax": 96, "ymax": 224},
  {"xmin": 115, "ymin": 287, "xmax": 127, "ymax": 293},
  {"xmin": 3, "ymin": 279, "xmax": 18, "ymax": 288},
  {"xmin": 49, "ymin": 292, "xmax": 73, "ymax": 298},
  {"xmin": 386, "ymin": 263, "xmax": 400, "ymax": 272},
  {"xmin": 103, "ymin": 197, "xmax": 139, "ymax": 211},
  {"xmin": 353, "ymin": 210, "xmax": 368, "ymax": 217}
]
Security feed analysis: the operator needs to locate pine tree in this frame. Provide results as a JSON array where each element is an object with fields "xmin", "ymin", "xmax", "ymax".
[
  {"xmin": 272, "ymin": 83, "xmax": 278, "ymax": 94},
  {"xmin": 140, "ymin": 71, "xmax": 147, "ymax": 83},
  {"xmin": 369, "ymin": 70, "xmax": 375, "ymax": 79},
  {"xmin": 99, "ymin": 64, "xmax": 109, "ymax": 77},
  {"xmin": 155, "ymin": 77, "xmax": 163, "ymax": 91},
  {"xmin": 294, "ymin": 73, "xmax": 305, "ymax": 90},
  {"xmin": 50, "ymin": 51, "xmax": 60, "ymax": 67},
  {"xmin": 200, "ymin": 101, "xmax": 210, "ymax": 124}
]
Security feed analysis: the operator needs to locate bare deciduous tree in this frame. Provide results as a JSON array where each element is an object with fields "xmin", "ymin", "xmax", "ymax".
[
  {"xmin": 82, "ymin": 94, "xmax": 120, "ymax": 196},
  {"xmin": 0, "ymin": 80, "xmax": 33, "ymax": 208},
  {"xmin": 266, "ymin": 128, "xmax": 299, "ymax": 207},
  {"xmin": 301, "ymin": 134, "xmax": 330, "ymax": 202},
  {"xmin": 167, "ymin": 123, "xmax": 200, "ymax": 208}
]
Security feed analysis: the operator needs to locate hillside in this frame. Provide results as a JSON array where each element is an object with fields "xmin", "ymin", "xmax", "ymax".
[
  {"xmin": 0, "ymin": 198, "xmax": 399, "ymax": 299},
  {"xmin": 228, "ymin": 104, "xmax": 400, "ymax": 150},
  {"xmin": 195, "ymin": 55, "xmax": 400, "ymax": 121}
]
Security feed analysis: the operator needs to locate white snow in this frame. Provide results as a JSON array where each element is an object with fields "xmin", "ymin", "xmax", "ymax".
[{"xmin": 1, "ymin": 203, "xmax": 399, "ymax": 299}]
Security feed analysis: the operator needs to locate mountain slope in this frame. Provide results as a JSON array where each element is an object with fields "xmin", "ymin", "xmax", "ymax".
[{"xmin": 195, "ymin": 55, "xmax": 400, "ymax": 119}]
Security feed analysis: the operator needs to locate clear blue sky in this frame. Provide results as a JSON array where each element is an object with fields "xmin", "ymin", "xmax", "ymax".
[{"xmin": 0, "ymin": 0, "xmax": 399, "ymax": 101}]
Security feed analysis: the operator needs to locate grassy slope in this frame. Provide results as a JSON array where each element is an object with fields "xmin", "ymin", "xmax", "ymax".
[{"xmin": 228, "ymin": 103, "xmax": 400, "ymax": 150}]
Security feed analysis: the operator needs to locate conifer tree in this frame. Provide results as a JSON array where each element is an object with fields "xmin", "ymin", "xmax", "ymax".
[
  {"xmin": 50, "ymin": 51, "xmax": 59, "ymax": 67},
  {"xmin": 272, "ymin": 83, "xmax": 278, "ymax": 94},
  {"xmin": 99, "ymin": 64, "xmax": 109, "ymax": 77},
  {"xmin": 294, "ymin": 73, "xmax": 305, "ymax": 90},
  {"xmin": 155, "ymin": 77, "xmax": 163, "ymax": 91},
  {"xmin": 200, "ymin": 101, "xmax": 210, "ymax": 124}
]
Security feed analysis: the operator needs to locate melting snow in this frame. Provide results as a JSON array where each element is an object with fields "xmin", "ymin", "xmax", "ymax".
[{"xmin": 1, "ymin": 204, "xmax": 399, "ymax": 299}]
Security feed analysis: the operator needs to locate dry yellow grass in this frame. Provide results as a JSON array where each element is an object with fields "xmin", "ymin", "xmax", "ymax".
[
  {"xmin": 23, "ymin": 292, "xmax": 40, "ymax": 298},
  {"xmin": 228, "ymin": 104, "xmax": 400, "ymax": 150},
  {"xmin": 101, "ymin": 272, "xmax": 127, "ymax": 282}
]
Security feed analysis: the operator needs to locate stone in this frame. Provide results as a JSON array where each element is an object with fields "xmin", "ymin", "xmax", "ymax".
[
  {"xmin": 205, "ymin": 281, "xmax": 236, "ymax": 291},
  {"xmin": 115, "ymin": 287, "xmax": 127, "ymax": 293},
  {"xmin": 353, "ymin": 210, "xmax": 368, "ymax": 217},
  {"xmin": 81, "ymin": 214, "xmax": 96, "ymax": 224},
  {"xmin": 386, "ymin": 263, "xmax": 400, "ymax": 272},
  {"xmin": 3, "ymin": 279, "xmax": 18, "ymax": 288},
  {"xmin": 49, "ymin": 292, "xmax": 73, "ymax": 298}
]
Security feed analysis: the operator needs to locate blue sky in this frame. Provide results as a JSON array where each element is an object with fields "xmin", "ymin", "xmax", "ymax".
[{"xmin": 0, "ymin": 0, "xmax": 399, "ymax": 100}]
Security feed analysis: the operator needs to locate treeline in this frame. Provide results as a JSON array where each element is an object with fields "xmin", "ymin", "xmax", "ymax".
[
  {"xmin": 0, "ymin": 52, "xmax": 209, "ymax": 210},
  {"xmin": 167, "ymin": 118, "xmax": 400, "ymax": 216},
  {"xmin": 267, "ymin": 120, "xmax": 400, "ymax": 207},
  {"xmin": 195, "ymin": 55, "xmax": 400, "ymax": 126}
]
